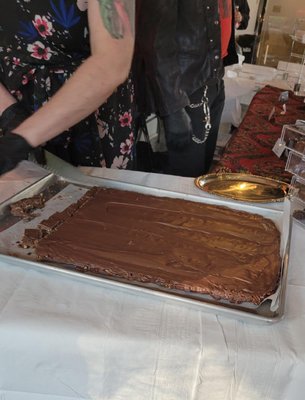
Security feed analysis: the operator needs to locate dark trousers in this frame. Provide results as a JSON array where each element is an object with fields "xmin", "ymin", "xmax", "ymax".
[{"xmin": 164, "ymin": 79, "xmax": 225, "ymax": 177}]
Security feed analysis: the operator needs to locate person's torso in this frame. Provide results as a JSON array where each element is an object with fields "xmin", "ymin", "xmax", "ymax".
[
  {"xmin": 0, "ymin": 0, "xmax": 90, "ymax": 67},
  {"xmin": 135, "ymin": 0, "xmax": 224, "ymax": 96},
  {"xmin": 174, "ymin": 0, "xmax": 224, "ymax": 93}
]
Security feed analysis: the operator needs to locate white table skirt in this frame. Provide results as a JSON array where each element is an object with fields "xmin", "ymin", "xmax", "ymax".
[
  {"xmin": 221, "ymin": 64, "xmax": 292, "ymax": 129},
  {"xmin": 0, "ymin": 164, "xmax": 304, "ymax": 400}
]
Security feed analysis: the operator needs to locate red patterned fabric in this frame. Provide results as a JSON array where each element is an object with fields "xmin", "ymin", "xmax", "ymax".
[{"xmin": 212, "ymin": 85, "xmax": 305, "ymax": 182}]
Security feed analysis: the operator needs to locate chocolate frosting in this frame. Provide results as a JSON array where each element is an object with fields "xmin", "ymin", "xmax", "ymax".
[{"xmin": 35, "ymin": 187, "xmax": 281, "ymax": 304}]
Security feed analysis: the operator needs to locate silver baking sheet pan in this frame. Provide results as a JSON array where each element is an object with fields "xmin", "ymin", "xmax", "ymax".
[{"xmin": 0, "ymin": 173, "xmax": 291, "ymax": 324}]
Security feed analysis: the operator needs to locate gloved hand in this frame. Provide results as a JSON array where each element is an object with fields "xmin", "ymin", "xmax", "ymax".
[
  {"xmin": 0, "ymin": 103, "xmax": 46, "ymax": 167},
  {"xmin": 0, "ymin": 132, "xmax": 34, "ymax": 175},
  {"xmin": 0, "ymin": 102, "xmax": 30, "ymax": 133},
  {"xmin": 162, "ymin": 108, "xmax": 193, "ymax": 151}
]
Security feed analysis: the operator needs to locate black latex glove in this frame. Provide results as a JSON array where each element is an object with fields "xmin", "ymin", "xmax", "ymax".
[
  {"xmin": 0, "ymin": 102, "xmax": 30, "ymax": 133},
  {"xmin": 0, "ymin": 132, "xmax": 34, "ymax": 175},
  {"xmin": 162, "ymin": 108, "xmax": 193, "ymax": 151},
  {"xmin": 0, "ymin": 103, "xmax": 46, "ymax": 166}
]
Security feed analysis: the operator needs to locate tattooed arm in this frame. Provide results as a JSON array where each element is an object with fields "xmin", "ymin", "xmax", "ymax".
[
  {"xmin": 97, "ymin": 0, "xmax": 135, "ymax": 39},
  {"xmin": 8, "ymin": 0, "xmax": 135, "ymax": 147}
]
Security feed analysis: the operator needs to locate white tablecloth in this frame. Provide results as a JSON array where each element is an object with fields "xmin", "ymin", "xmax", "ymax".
[
  {"xmin": 0, "ymin": 165, "xmax": 305, "ymax": 400},
  {"xmin": 221, "ymin": 64, "xmax": 291, "ymax": 129}
]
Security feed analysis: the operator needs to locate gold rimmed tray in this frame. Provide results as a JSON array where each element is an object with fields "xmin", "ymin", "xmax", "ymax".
[{"xmin": 195, "ymin": 173, "xmax": 289, "ymax": 203}]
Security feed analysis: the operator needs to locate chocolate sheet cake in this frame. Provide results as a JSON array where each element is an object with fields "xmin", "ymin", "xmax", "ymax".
[{"xmin": 29, "ymin": 187, "xmax": 281, "ymax": 305}]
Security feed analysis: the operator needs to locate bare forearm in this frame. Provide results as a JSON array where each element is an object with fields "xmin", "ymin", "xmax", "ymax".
[
  {"xmin": 8, "ymin": 0, "xmax": 134, "ymax": 147},
  {"xmin": 0, "ymin": 0, "xmax": 135, "ymax": 176},
  {"xmin": 13, "ymin": 52, "xmax": 131, "ymax": 147}
]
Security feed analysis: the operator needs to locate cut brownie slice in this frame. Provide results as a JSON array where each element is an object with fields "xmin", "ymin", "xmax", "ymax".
[{"xmin": 10, "ymin": 194, "xmax": 46, "ymax": 218}]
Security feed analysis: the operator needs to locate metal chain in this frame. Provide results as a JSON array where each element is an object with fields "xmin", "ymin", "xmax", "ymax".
[{"xmin": 188, "ymin": 85, "xmax": 211, "ymax": 144}]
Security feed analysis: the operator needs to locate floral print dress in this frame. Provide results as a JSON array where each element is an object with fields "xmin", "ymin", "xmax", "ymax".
[{"xmin": 0, "ymin": 0, "xmax": 135, "ymax": 168}]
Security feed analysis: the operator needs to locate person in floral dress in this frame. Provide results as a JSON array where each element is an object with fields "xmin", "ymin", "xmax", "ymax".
[{"xmin": 0, "ymin": 0, "xmax": 135, "ymax": 172}]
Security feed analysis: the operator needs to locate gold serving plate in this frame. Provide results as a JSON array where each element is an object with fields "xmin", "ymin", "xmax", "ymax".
[{"xmin": 195, "ymin": 173, "xmax": 289, "ymax": 203}]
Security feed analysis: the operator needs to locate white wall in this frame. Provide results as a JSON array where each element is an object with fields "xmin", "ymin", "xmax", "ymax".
[
  {"xmin": 263, "ymin": 0, "xmax": 305, "ymax": 34},
  {"xmin": 235, "ymin": 0, "xmax": 305, "ymax": 37}
]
